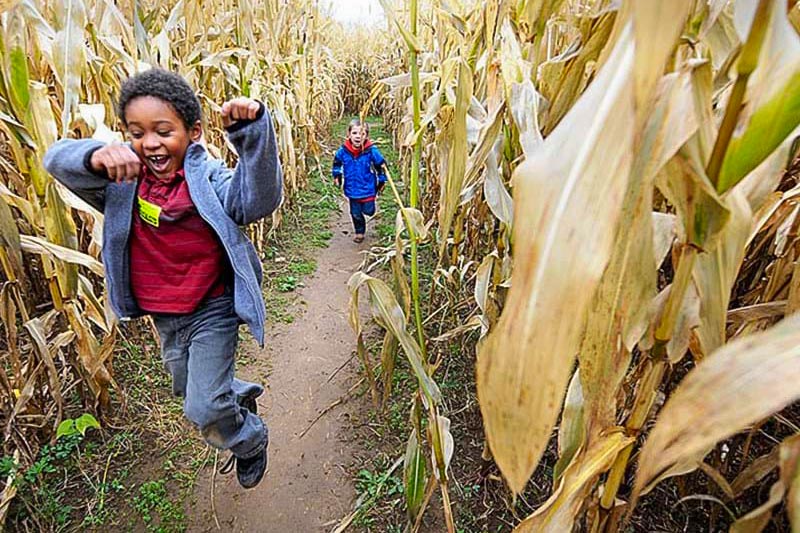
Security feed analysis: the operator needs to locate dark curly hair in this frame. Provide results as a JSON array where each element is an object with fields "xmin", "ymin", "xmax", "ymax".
[{"xmin": 116, "ymin": 69, "xmax": 202, "ymax": 129}]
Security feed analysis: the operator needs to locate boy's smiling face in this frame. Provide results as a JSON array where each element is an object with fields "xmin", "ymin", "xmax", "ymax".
[
  {"xmin": 348, "ymin": 125, "xmax": 367, "ymax": 149},
  {"xmin": 124, "ymin": 96, "xmax": 202, "ymax": 180}
]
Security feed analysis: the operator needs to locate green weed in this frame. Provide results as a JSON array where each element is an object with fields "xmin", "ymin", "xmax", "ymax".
[{"xmin": 133, "ymin": 479, "xmax": 186, "ymax": 533}]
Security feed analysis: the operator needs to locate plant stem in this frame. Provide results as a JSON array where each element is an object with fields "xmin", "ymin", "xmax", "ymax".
[
  {"xmin": 708, "ymin": 0, "xmax": 772, "ymax": 191},
  {"xmin": 600, "ymin": 358, "xmax": 666, "ymax": 510},
  {"xmin": 601, "ymin": 246, "xmax": 698, "ymax": 511},
  {"xmin": 409, "ymin": 0, "xmax": 421, "ymax": 210},
  {"xmin": 408, "ymin": 0, "xmax": 427, "ymax": 362}
]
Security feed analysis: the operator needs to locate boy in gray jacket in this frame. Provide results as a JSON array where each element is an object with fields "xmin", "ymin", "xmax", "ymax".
[{"xmin": 44, "ymin": 69, "xmax": 282, "ymax": 489}]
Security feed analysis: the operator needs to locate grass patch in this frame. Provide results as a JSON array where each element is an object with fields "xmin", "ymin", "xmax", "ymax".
[
  {"xmin": 261, "ymin": 161, "xmax": 340, "ymax": 324},
  {"xmin": 288, "ymin": 258, "xmax": 317, "ymax": 276},
  {"xmin": 1, "ymin": 330, "xmax": 208, "ymax": 532},
  {"xmin": 133, "ymin": 479, "xmax": 186, "ymax": 533}
]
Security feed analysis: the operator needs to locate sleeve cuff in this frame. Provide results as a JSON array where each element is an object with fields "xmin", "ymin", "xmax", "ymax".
[
  {"xmin": 83, "ymin": 145, "xmax": 106, "ymax": 176},
  {"xmin": 225, "ymin": 101, "xmax": 266, "ymax": 134}
]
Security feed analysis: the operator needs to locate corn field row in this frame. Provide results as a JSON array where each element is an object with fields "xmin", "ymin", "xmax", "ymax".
[{"xmin": 346, "ymin": 0, "xmax": 800, "ymax": 530}]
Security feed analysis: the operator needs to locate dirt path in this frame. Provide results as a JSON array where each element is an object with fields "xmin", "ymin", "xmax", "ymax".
[{"xmin": 189, "ymin": 206, "xmax": 369, "ymax": 532}]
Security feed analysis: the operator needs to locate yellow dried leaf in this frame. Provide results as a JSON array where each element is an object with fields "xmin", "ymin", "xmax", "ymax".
[
  {"xmin": 515, "ymin": 430, "xmax": 633, "ymax": 532},
  {"xmin": 477, "ymin": 24, "xmax": 635, "ymax": 494},
  {"xmin": 632, "ymin": 0, "xmax": 693, "ymax": 129},
  {"xmin": 634, "ymin": 315, "xmax": 800, "ymax": 498},
  {"xmin": 348, "ymin": 272, "xmax": 441, "ymax": 405}
]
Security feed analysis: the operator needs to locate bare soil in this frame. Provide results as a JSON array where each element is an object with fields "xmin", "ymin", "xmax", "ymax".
[{"xmin": 188, "ymin": 207, "xmax": 372, "ymax": 533}]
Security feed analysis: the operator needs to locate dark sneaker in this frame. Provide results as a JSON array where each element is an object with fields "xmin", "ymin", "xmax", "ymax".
[{"xmin": 236, "ymin": 443, "xmax": 268, "ymax": 489}]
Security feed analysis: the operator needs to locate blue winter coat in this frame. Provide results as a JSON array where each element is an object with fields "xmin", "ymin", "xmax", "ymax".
[
  {"xmin": 332, "ymin": 142, "xmax": 387, "ymax": 199},
  {"xmin": 43, "ymin": 105, "xmax": 283, "ymax": 346}
]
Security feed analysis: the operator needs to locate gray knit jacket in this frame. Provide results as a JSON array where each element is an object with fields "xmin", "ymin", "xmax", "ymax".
[{"xmin": 43, "ymin": 105, "xmax": 283, "ymax": 346}]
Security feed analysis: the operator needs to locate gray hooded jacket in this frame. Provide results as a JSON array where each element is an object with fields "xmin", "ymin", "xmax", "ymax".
[{"xmin": 43, "ymin": 106, "xmax": 283, "ymax": 346}]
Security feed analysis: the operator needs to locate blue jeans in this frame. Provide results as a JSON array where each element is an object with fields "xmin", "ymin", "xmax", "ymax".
[
  {"xmin": 349, "ymin": 198, "xmax": 376, "ymax": 235},
  {"xmin": 152, "ymin": 294, "xmax": 267, "ymax": 459}
]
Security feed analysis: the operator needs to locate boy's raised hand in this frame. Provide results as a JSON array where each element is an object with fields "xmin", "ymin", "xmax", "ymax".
[
  {"xmin": 221, "ymin": 97, "xmax": 261, "ymax": 128},
  {"xmin": 90, "ymin": 143, "xmax": 141, "ymax": 183}
]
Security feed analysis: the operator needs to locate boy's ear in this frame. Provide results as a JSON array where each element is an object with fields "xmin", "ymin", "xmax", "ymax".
[{"xmin": 189, "ymin": 121, "xmax": 203, "ymax": 142}]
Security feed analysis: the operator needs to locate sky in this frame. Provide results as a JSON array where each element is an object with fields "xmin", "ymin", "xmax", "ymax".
[{"xmin": 325, "ymin": 0, "xmax": 387, "ymax": 27}]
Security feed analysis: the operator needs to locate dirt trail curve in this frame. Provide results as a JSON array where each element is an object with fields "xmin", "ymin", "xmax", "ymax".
[{"xmin": 189, "ymin": 207, "xmax": 368, "ymax": 532}]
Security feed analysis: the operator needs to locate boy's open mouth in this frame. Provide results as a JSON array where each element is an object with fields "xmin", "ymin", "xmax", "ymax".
[{"xmin": 146, "ymin": 155, "xmax": 171, "ymax": 173}]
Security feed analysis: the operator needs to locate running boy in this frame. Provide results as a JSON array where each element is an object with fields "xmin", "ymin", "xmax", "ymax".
[
  {"xmin": 43, "ymin": 68, "xmax": 281, "ymax": 489},
  {"xmin": 332, "ymin": 119, "xmax": 387, "ymax": 243}
]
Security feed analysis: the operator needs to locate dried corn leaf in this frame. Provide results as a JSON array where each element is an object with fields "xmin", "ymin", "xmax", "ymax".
[
  {"xmin": 632, "ymin": 0, "xmax": 693, "ymax": 129},
  {"xmin": 20, "ymin": 235, "xmax": 103, "ymax": 276},
  {"xmin": 23, "ymin": 310, "xmax": 64, "ymax": 424},
  {"xmin": 438, "ymin": 60, "xmax": 472, "ymax": 257},
  {"xmin": 348, "ymin": 272, "xmax": 441, "ymax": 405},
  {"xmin": 515, "ymin": 430, "xmax": 633, "ymax": 532},
  {"xmin": 430, "ymin": 415, "xmax": 453, "ymax": 481},
  {"xmin": 731, "ymin": 446, "xmax": 779, "ymax": 497},
  {"xmin": 692, "ymin": 190, "xmax": 752, "ymax": 358},
  {"xmin": 44, "ymin": 181, "xmax": 80, "ymax": 298},
  {"xmin": 28, "ymin": 82, "xmax": 56, "ymax": 150},
  {"xmin": 483, "ymin": 148, "xmax": 513, "ymax": 226},
  {"xmin": 640, "ymin": 283, "xmax": 701, "ymax": 363},
  {"xmin": 4, "ymin": 362, "xmax": 42, "ymax": 438},
  {"xmin": 579, "ymin": 65, "xmax": 703, "ymax": 437},
  {"xmin": 634, "ymin": 315, "xmax": 800, "ymax": 498},
  {"xmin": 377, "ymin": 0, "xmax": 422, "ymax": 52},
  {"xmin": 0, "ymin": 195, "xmax": 23, "ymax": 282},
  {"xmin": 477, "ymin": 25, "xmax": 634, "ymax": 494},
  {"xmin": 0, "ymin": 285, "xmax": 20, "ymax": 381},
  {"xmin": 52, "ymin": 0, "xmax": 87, "ymax": 135}
]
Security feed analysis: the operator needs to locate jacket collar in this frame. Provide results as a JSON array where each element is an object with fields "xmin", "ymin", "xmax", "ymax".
[
  {"xmin": 141, "ymin": 166, "xmax": 185, "ymax": 185},
  {"xmin": 344, "ymin": 139, "xmax": 372, "ymax": 157}
]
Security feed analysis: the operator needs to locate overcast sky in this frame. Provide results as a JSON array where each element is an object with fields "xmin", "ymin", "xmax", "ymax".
[{"xmin": 325, "ymin": 0, "xmax": 386, "ymax": 26}]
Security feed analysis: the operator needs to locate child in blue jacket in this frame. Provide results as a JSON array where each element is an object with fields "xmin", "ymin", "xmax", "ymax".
[
  {"xmin": 44, "ymin": 69, "xmax": 281, "ymax": 489},
  {"xmin": 332, "ymin": 119, "xmax": 387, "ymax": 243}
]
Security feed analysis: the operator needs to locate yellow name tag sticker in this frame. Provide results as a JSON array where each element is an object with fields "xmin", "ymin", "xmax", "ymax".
[{"xmin": 137, "ymin": 196, "xmax": 161, "ymax": 227}]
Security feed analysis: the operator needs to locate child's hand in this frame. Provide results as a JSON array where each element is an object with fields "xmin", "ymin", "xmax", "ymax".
[
  {"xmin": 221, "ymin": 98, "xmax": 261, "ymax": 128},
  {"xmin": 90, "ymin": 143, "xmax": 141, "ymax": 183},
  {"xmin": 333, "ymin": 177, "xmax": 342, "ymax": 188}
]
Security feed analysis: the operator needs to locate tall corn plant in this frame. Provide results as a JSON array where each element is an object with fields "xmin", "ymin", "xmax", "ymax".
[
  {"xmin": 354, "ymin": 0, "xmax": 800, "ymax": 530},
  {"xmin": 0, "ymin": 0, "xmax": 341, "ymax": 523}
]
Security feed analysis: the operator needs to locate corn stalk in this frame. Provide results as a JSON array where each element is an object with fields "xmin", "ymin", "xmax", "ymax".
[{"xmin": 362, "ymin": 0, "xmax": 800, "ymax": 530}]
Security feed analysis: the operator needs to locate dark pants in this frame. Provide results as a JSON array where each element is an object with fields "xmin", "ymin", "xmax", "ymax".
[
  {"xmin": 152, "ymin": 294, "xmax": 267, "ymax": 459},
  {"xmin": 349, "ymin": 198, "xmax": 376, "ymax": 235}
]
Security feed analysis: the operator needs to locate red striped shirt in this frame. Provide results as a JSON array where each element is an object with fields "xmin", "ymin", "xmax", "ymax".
[{"xmin": 129, "ymin": 168, "xmax": 227, "ymax": 314}]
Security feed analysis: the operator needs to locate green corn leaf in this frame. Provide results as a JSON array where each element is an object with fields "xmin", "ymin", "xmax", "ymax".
[
  {"xmin": 403, "ymin": 428, "xmax": 427, "ymax": 522},
  {"xmin": 8, "ymin": 46, "xmax": 30, "ymax": 119}
]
